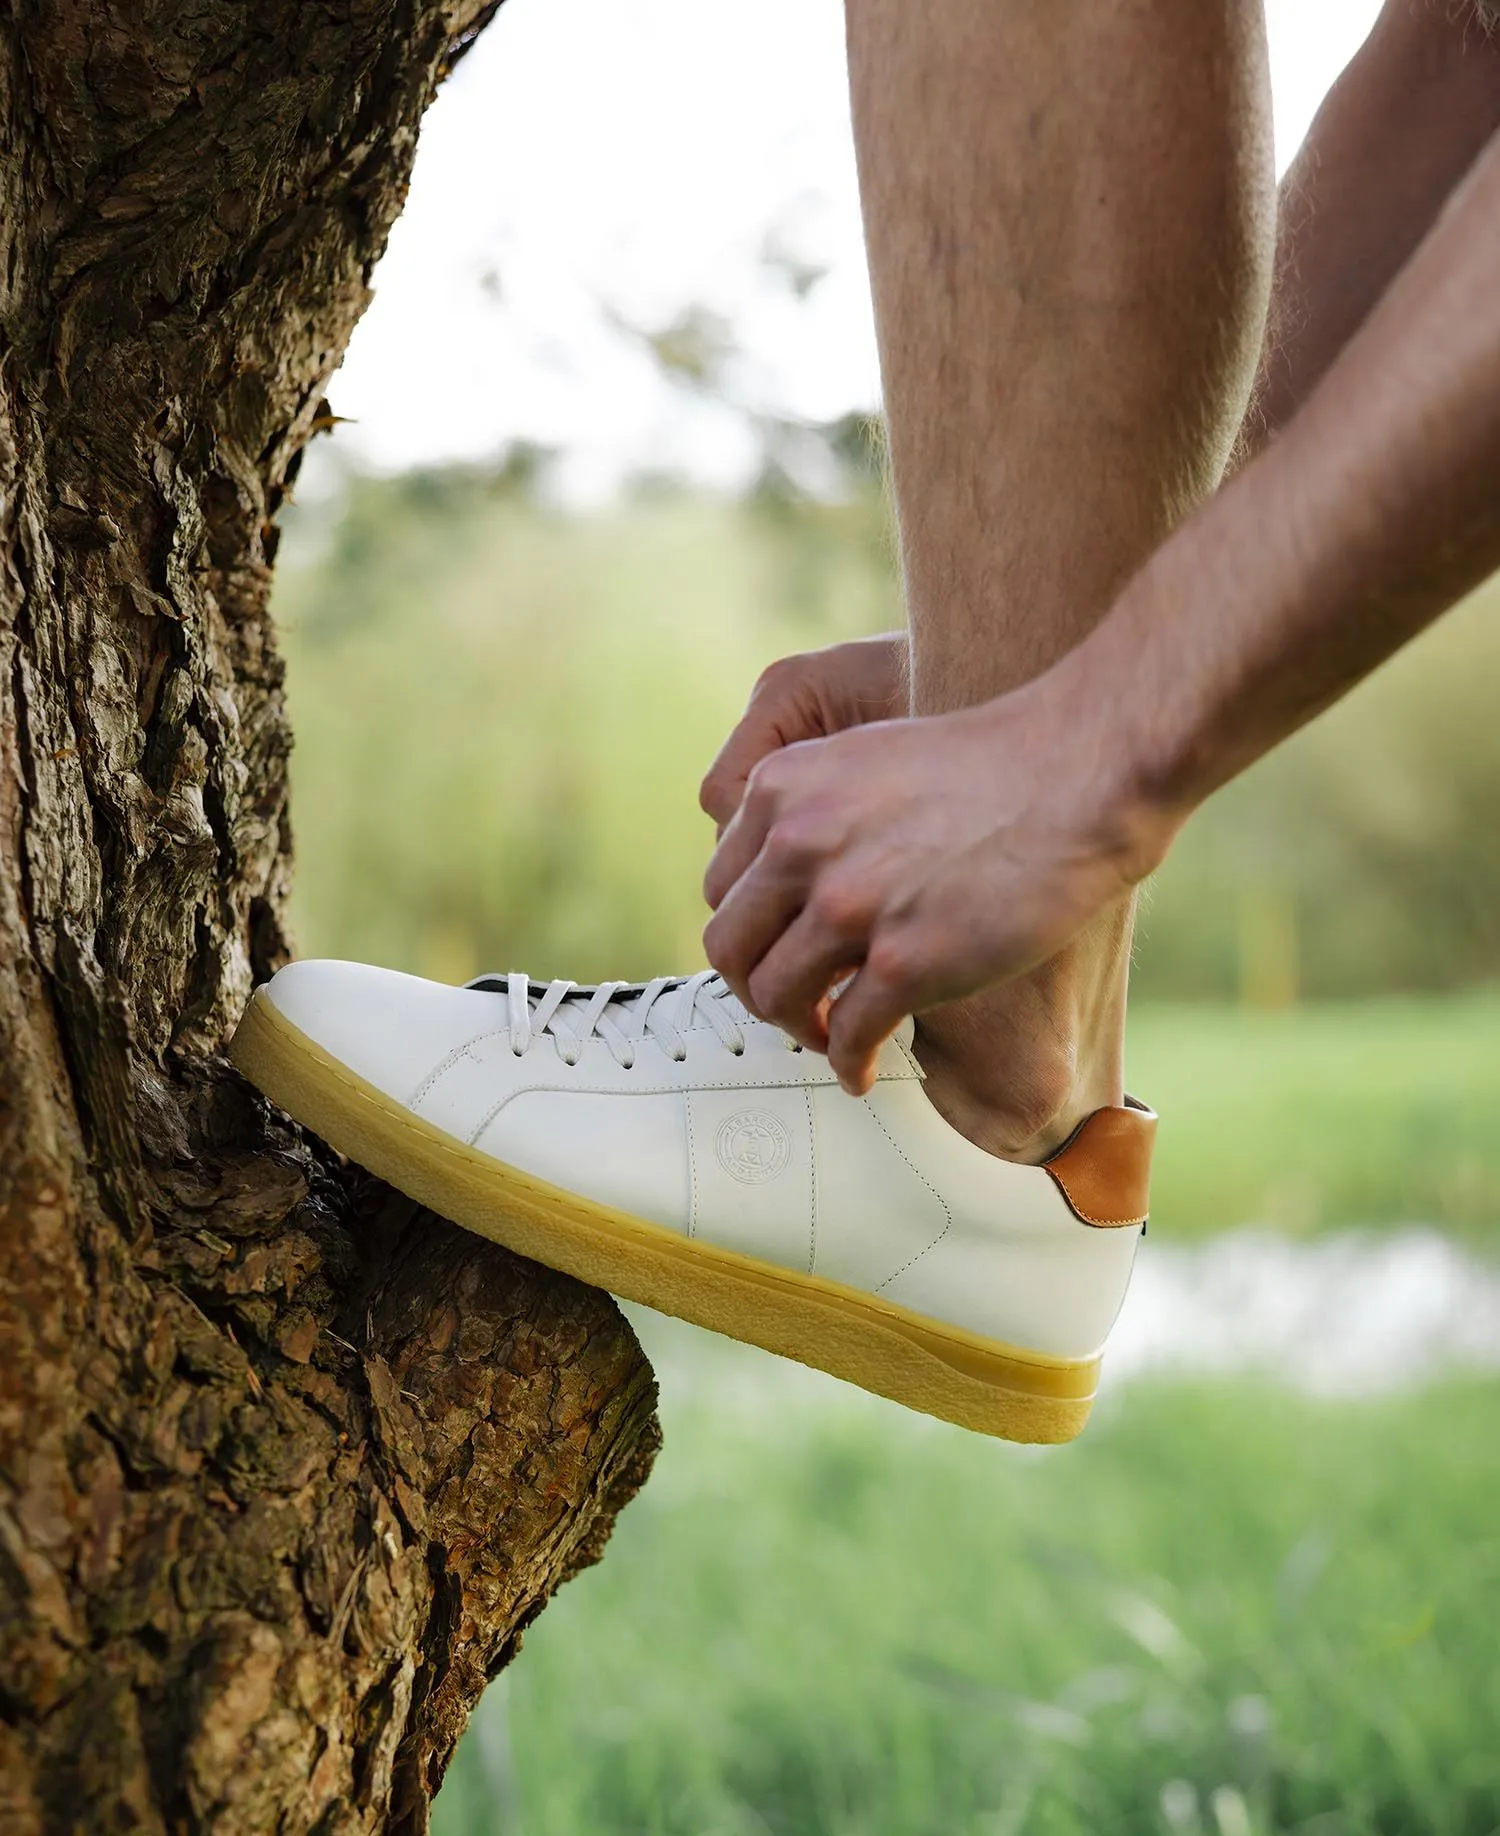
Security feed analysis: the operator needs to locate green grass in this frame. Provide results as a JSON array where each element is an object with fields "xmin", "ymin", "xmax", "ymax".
[
  {"xmin": 1128, "ymin": 995, "xmax": 1500, "ymax": 1245},
  {"xmin": 434, "ymin": 1370, "xmax": 1500, "ymax": 1836}
]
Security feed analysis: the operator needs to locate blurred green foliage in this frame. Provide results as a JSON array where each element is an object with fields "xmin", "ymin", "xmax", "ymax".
[
  {"xmin": 433, "ymin": 1369, "xmax": 1500, "ymax": 1836},
  {"xmin": 275, "ymin": 455, "xmax": 1500, "ymax": 1003},
  {"xmin": 276, "ymin": 459, "xmax": 894, "ymax": 987},
  {"xmin": 1141, "ymin": 585, "xmax": 1500, "ymax": 1002},
  {"xmin": 1130, "ymin": 996, "xmax": 1500, "ymax": 1243}
]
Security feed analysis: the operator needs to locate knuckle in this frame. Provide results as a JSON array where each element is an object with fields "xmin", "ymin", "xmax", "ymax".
[
  {"xmin": 761, "ymin": 817, "xmax": 815, "ymax": 873},
  {"xmin": 864, "ymin": 931, "xmax": 918, "ymax": 994},
  {"xmin": 746, "ymin": 963, "xmax": 788, "ymax": 1020},
  {"xmin": 741, "ymin": 767, "xmax": 778, "ymax": 811},
  {"xmin": 699, "ymin": 774, "xmax": 736, "ymax": 824},
  {"xmin": 752, "ymin": 654, "xmax": 800, "ymax": 698},
  {"xmin": 809, "ymin": 874, "xmax": 869, "ymax": 936},
  {"xmin": 701, "ymin": 914, "xmax": 738, "ymax": 975},
  {"xmin": 746, "ymin": 750, "xmax": 790, "ymax": 800}
]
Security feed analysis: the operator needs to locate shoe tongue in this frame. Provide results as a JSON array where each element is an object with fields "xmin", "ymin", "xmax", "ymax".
[
  {"xmin": 465, "ymin": 973, "xmax": 693, "ymax": 1022},
  {"xmin": 464, "ymin": 973, "xmax": 657, "ymax": 1005}
]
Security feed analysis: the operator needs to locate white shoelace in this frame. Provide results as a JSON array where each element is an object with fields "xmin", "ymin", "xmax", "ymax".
[{"xmin": 465, "ymin": 967, "xmax": 760, "ymax": 1070}]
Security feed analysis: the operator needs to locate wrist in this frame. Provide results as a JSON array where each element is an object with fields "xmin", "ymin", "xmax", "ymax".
[{"xmin": 1019, "ymin": 620, "xmax": 1197, "ymax": 889}]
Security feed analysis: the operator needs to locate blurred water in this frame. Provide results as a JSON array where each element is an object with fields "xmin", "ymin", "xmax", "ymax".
[
  {"xmin": 622, "ymin": 1228, "xmax": 1500, "ymax": 1436},
  {"xmin": 1107, "ymin": 1225, "xmax": 1500, "ymax": 1396}
]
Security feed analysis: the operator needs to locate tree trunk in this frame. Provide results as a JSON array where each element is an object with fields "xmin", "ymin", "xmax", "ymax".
[{"xmin": 0, "ymin": 5, "xmax": 660, "ymax": 1831}]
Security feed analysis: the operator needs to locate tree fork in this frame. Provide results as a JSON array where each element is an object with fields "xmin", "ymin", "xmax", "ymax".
[{"xmin": 0, "ymin": 4, "xmax": 661, "ymax": 1830}]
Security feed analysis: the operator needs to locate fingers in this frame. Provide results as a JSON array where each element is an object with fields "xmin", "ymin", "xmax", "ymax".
[
  {"xmin": 706, "ymin": 826, "xmax": 905, "ymax": 1075},
  {"xmin": 700, "ymin": 641, "xmax": 907, "ymax": 833},
  {"xmin": 703, "ymin": 769, "xmax": 865, "ymax": 1036},
  {"xmin": 741, "ymin": 899, "xmax": 870, "ymax": 1057},
  {"xmin": 701, "ymin": 708, "xmax": 929, "ymax": 1085},
  {"xmin": 699, "ymin": 658, "xmax": 813, "ymax": 831},
  {"xmin": 705, "ymin": 736, "xmax": 828, "ymax": 910},
  {"xmin": 702, "ymin": 786, "xmax": 772, "ymax": 913},
  {"xmin": 825, "ymin": 949, "xmax": 912, "ymax": 1095},
  {"xmin": 699, "ymin": 716, "xmax": 777, "ymax": 833},
  {"xmin": 702, "ymin": 829, "xmax": 811, "ymax": 1011},
  {"xmin": 708, "ymin": 865, "xmax": 917, "ymax": 1090}
]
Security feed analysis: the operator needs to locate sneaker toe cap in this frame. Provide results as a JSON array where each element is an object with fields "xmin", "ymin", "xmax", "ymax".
[{"xmin": 257, "ymin": 959, "xmax": 500, "ymax": 1104}]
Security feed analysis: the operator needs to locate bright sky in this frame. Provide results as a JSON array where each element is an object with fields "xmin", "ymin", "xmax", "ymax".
[{"xmin": 326, "ymin": 0, "xmax": 1384, "ymax": 498}]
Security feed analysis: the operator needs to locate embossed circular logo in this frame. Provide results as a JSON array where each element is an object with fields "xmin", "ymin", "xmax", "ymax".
[{"xmin": 714, "ymin": 1110, "xmax": 791, "ymax": 1185}]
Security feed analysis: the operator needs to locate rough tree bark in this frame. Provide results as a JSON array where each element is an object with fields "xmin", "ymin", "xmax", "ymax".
[{"xmin": 0, "ymin": 4, "xmax": 661, "ymax": 1831}]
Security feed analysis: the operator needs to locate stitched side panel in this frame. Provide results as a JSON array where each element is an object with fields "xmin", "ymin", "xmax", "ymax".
[
  {"xmin": 803, "ymin": 1086, "xmax": 818, "ymax": 1274},
  {"xmin": 869, "ymin": 1107, "xmax": 953, "ymax": 1292},
  {"xmin": 685, "ymin": 1088, "xmax": 700, "ymax": 1240},
  {"xmin": 682, "ymin": 1086, "xmax": 814, "ymax": 1272}
]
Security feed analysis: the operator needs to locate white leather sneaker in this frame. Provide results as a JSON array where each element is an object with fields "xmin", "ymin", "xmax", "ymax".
[{"xmin": 229, "ymin": 961, "xmax": 1155, "ymax": 1443}]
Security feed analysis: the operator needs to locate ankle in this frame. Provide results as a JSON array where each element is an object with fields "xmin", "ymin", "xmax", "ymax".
[
  {"xmin": 908, "ymin": 939, "xmax": 1129, "ymax": 1163},
  {"xmin": 912, "ymin": 1023, "xmax": 1110, "ymax": 1163}
]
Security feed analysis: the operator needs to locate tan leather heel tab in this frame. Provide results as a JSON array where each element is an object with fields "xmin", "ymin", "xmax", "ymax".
[{"xmin": 1043, "ymin": 1101, "xmax": 1156, "ymax": 1228}]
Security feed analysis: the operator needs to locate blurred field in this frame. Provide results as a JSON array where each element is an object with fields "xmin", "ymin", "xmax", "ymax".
[
  {"xmin": 432, "ymin": 1372, "xmax": 1500, "ymax": 1836},
  {"xmin": 1129, "ymin": 997, "xmax": 1500, "ymax": 1244}
]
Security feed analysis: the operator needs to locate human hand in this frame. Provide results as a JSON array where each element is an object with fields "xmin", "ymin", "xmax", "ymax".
[
  {"xmin": 699, "ymin": 633, "xmax": 909, "ymax": 834},
  {"xmin": 701, "ymin": 684, "xmax": 1170, "ymax": 1094}
]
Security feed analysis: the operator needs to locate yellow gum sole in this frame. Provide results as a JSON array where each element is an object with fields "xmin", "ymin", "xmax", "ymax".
[{"xmin": 229, "ymin": 993, "xmax": 1099, "ymax": 1443}]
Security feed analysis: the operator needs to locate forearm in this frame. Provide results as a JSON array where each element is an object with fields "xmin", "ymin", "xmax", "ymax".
[
  {"xmin": 1242, "ymin": 0, "xmax": 1500, "ymax": 459},
  {"xmin": 1060, "ymin": 124, "xmax": 1500, "ymax": 857}
]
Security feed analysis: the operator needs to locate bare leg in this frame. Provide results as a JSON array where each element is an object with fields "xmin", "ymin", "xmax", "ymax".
[{"xmin": 847, "ymin": 0, "xmax": 1275, "ymax": 1159}]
